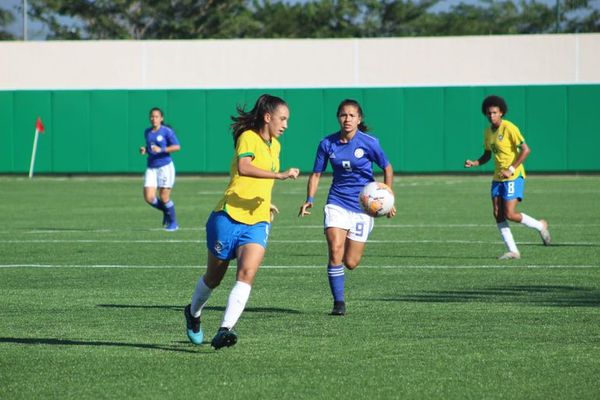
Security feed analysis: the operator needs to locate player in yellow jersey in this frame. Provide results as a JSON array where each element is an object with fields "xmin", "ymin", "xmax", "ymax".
[
  {"xmin": 184, "ymin": 94, "xmax": 300, "ymax": 349},
  {"xmin": 465, "ymin": 95, "xmax": 551, "ymax": 260}
]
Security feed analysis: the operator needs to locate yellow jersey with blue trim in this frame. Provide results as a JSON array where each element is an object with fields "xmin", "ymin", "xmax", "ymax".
[
  {"xmin": 483, "ymin": 119, "xmax": 526, "ymax": 182},
  {"xmin": 214, "ymin": 130, "xmax": 280, "ymax": 225}
]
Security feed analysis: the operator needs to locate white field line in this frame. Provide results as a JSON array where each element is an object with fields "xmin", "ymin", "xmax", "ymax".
[
  {"xmin": 0, "ymin": 264, "xmax": 598, "ymax": 269},
  {"xmin": 18, "ymin": 223, "xmax": 600, "ymax": 235},
  {"xmin": 1, "ymin": 239, "xmax": 598, "ymax": 246}
]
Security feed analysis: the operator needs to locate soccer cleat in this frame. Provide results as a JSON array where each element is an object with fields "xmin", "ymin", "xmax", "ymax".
[
  {"xmin": 498, "ymin": 251, "xmax": 521, "ymax": 260},
  {"xmin": 539, "ymin": 219, "xmax": 551, "ymax": 246},
  {"xmin": 164, "ymin": 221, "xmax": 179, "ymax": 232},
  {"xmin": 211, "ymin": 327, "xmax": 238, "ymax": 350},
  {"xmin": 330, "ymin": 301, "xmax": 346, "ymax": 316},
  {"xmin": 184, "ymin": 304, "xmax": 203, "ymax": 345}
]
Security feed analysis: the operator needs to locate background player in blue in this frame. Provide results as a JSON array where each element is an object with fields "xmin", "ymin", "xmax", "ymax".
[
  {"xmin": 465, "ymin": 95, "xmax": 551, "ymax": 259},
  {"xmin": 299, "ymin": 99, "xmax": 395, "ymax": 316},
  {"xmin": 139, "ymin": 107, "xmax": 181, "ymax": 231}
]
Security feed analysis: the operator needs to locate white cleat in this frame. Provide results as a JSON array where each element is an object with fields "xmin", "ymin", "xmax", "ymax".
[
  {"xmin": 539, "ymin": 219, "xmax": 551, "ymax": 246},
  {"xmin": 498, "ymin": 251, "xmax": 521, "ymax": 260}
]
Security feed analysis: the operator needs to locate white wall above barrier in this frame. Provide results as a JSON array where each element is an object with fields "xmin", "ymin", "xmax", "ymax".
[{"xmin": 1, "ymin": 33, "xmax": 599, "ymax": 90}]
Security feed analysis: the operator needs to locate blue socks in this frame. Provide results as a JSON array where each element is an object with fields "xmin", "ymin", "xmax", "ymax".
[
  {"xmin": 149, "ymin": 198, "xmax": 166, "ymax": 211},
  {"xmin": 327, "ymin": 264, "xmax": 345, "ymax": 302},
  {"xmin": 149, "ymin": 198, "xmax": 177, "ymax": 227},
  {"xmin": 164, "ymin": 200, "xmax": 177, "ymax": 225}
]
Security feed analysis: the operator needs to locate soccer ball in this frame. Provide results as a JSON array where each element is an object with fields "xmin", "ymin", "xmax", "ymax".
[{"xmin": 359, "ymin": 182, "xmax": 395, "ymax": 217}]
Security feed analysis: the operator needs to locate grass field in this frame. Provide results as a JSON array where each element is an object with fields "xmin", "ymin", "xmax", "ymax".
[{"xmin": 1, "ymin": 174, "xmax": 599, "ymax": 399}]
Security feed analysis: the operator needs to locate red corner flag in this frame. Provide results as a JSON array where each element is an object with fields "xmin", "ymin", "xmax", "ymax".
[
  {"xmin": 36, "ymin": 117, "xmax": 45, "ymax": 133},
  {"xmin": 29, "ymin": 117, "xmax": 45, "ymax": 178}
]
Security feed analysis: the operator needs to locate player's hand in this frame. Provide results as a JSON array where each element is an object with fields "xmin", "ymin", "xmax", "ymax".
[
  {"xmin": 499, "ymin": 169, "xmax": 512, "ymax": 179},
  {"xmin": 139, "ymin": 146, "xmax": 147, "ymax": 155},
  {"xmin": 283, "ymin": 168, "xmax": 300, "ymax": 180},
  {"xmin": 270, "ymin": 204, "xmax": 279, "ymax": 222},
  {"xmin": 150, "ymin": 144, "xmax": 162, "ymax": 154},
  {"xmin": 464, "ymin": 159, "xmax": 476, "ymax": 168},
  {"xmin": 298, "ymin": 202, "xmax": 312, "ymax": 217},
  {"xmin": 386, "ymin": 206, "xmax": 397, "ymax": 219}
]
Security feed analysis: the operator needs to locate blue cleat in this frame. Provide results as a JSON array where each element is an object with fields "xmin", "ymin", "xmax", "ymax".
[
  {"xmin": 211, "ymin": 327, "xmax": 238, "ymax": 350},
  {"xmin": 184, "ymin": 304, "xmax": 203, "ymax": 345},
  {"xmin": 165, "ymin": 221, "xmax": 179, "ymax": 232}
]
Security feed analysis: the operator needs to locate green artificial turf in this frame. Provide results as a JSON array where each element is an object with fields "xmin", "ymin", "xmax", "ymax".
[{"xmin": 1, "ymin": 175, "xmax": 599, "ymax": 399}]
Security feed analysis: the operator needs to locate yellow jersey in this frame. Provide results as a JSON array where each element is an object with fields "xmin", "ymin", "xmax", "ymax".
[
  {"xmin": 483, "ymin": 119, "xmax": 526, "ymax": 182},
  {"xmin": 214, "ymin": 130, "xmax": 280, "ymax": 224}
]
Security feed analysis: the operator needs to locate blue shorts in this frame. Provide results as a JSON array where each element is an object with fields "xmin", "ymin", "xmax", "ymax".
[
  {"xmin": 491, "ymin": 177, "xmax": 525, "ymax": 201},
  {"xmin": 205, "ymin": 211, "xmax": 270, "ymax": 261}
]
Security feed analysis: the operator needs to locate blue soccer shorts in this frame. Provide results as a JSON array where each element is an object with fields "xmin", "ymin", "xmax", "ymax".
[
  {"xmin": 205, "ymin": 211, "xmax": 270, "ymax": 261},
  {"xmin": 491, "ymin": 176, "xmax": 525, "ymax": 201}
]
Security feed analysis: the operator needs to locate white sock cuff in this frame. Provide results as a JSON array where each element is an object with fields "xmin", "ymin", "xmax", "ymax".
[
  {"xmin": 221, "ymin": 281, "xmax": 252, "ymax": 329},
  {"xmin": 520, "ymin": 213, "xmax": 543, "ymax": 231},
  {"xmin": 232, "ymin": 281, "xmax": 252, "ymax": 296},
  {"xmin": 190, "ymin": 276, "xmax": 213, "ymax": 317}
]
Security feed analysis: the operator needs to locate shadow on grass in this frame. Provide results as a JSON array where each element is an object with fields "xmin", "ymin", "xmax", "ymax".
[
  {"xmin": 97, "ymin": 304, "xmax": 301, "ymax": 314},
  {"xmin": 378, "ymin": 285, "xmax": 600, "ymax": 307},
  {"xmin": 0, "ymin": 336, "xmax": 200, "ymax": 353},
  {"xmin": 524, "ymin": 243, "xmax": 600, "ymax": 248},
  {"xmin": 368, "ymin": 254, "xmax": 493, "ymax": 261}
]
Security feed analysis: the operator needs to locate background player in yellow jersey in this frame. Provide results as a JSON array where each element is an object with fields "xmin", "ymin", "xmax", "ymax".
[
  {"xmin": 465, "ymin": 95, "xmax": 551, "ymax": 260},
  {"xmin": 184, "ymin": 94, "xmax": 300, "ymax": 349}
]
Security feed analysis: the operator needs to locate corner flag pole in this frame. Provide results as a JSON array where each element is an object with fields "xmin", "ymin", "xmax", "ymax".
[{"xmin": 28, "ymin": 117, "xmax": 45, "ymax": 179}]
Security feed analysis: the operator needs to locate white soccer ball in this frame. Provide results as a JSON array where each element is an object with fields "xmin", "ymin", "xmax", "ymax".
[{"xmin": 359, "ymin": 181, "xmax": 395, "ymax": 217}]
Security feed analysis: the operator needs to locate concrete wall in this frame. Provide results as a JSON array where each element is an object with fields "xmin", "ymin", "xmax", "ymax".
[{"xmin": 1, "ymin": 34, "xmax": 599, "ymax": 90}]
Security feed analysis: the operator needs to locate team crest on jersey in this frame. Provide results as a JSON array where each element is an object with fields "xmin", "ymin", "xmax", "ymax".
[
  {"xmin": 354, "ymin": 148, "xmax": 365, "ymax": 158},
  {"xmin": 497, "ymin": 134, "xmax": 503, "ymax": 141},
  {"xmin": 157, "ymin": 135, "xmax": 164, "ymax": 142}
]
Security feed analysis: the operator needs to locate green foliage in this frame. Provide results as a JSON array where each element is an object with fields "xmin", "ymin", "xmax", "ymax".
[
  {"xmin": 1, "ymin": 175, "xmax": 599, "ymax": 399},
  {"xmin": 0, "ymin": 4, "xmax": 15, "ymax": 40},
  {"xmin": 22, "ymin": 0, "xmax": 600, "ymax": 40}
]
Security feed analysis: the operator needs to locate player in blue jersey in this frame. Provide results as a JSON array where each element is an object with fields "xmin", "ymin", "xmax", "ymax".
[
  {"xmin": 184, "ymin": 94, "xmax": 299, "ymax": 349},
  {"xmin": 139, "ymin": 107, "xmax": 181, "ymax": 231},
  {"xmin": 299, "ymin": 99, "xmax": 395, "ymax": 316},
  {"xmin": 465, "ymin": 95, "xmax": 551, "ymax": 259}
]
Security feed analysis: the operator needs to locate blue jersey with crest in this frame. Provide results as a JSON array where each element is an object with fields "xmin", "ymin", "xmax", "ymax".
[
  {"xmin": 312, "ymin": 130, "xmax": 390, "ymax": 213},
  {"xmin": 144, "ymin": 125, "xmax": 180, "ymax": 168}
]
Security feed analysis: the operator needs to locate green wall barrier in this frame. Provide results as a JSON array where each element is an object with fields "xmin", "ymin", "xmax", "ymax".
[{"xmin": 1, "ymin": 85, "xmax": 598, "ymax": 174}]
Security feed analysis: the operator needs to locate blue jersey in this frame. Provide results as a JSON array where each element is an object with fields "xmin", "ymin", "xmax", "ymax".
[
  {"xmin": 313, "ymin": 130, "xmax": 390, "ymax": 213},
  {"xmin": 144, "ymin": 125, "xmax": 180, "ymax": 168}
]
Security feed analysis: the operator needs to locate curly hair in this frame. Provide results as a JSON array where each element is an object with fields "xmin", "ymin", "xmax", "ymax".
[
  {"xmin": 230, "ymin": 94, "xmax": 288, "ymax": 147},
  {"xmin": 481, "ymin": 95, "xmax": 508, "ymax": 115}
]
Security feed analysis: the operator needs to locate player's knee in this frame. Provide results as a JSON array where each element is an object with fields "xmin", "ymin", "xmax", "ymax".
[
  {"xmin": 506, "ymin": 211, "xmax": 520, "ymax": 222},
  {"xmin": 343, "ymin": 257, "xmax": 361, "ymax": 270},
  {"xmin": 493, "ymin": 210, "xmax": 503, "ymax": 222}
]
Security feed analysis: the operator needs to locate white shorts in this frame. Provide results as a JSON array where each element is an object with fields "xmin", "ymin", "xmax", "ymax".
[
  {"xmin": 144, "ymin": 162, "xmax": 175, "ymax": 189},
  {"xmin": 323, "ymin": 204, "xmax": 374, "ymax": 243}
]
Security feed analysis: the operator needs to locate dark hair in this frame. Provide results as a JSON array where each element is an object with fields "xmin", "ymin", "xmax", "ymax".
[
  {"xmin": 230, "ymin": 94, "xmax": 288, "ymax": 146},
  {"xmin": 481, "ymin": 95, "xmax": 508, "ymax": 115},
  {"xmin": 149, "ymin": 107, "xmax": 171, "ymax": 128},
  {"xmin": 149, "ymin": 107, "xmax": 164, "ymax": 117},
  {"xmin": 337, "ymin": 99, "xmax": 369, "ymax": 132}
]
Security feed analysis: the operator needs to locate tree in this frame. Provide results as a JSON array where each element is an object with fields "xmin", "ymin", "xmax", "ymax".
[
  {"xmin": 0, "ymin": 5, "xmax": 16, "ymax": 40},
  {"xmin": 28, "ymin": 0, "xmax": 256, "ymax": 39},
  {"xmin": 19, "ymin": 0, "xmax": 600, "ymax": 40}
]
